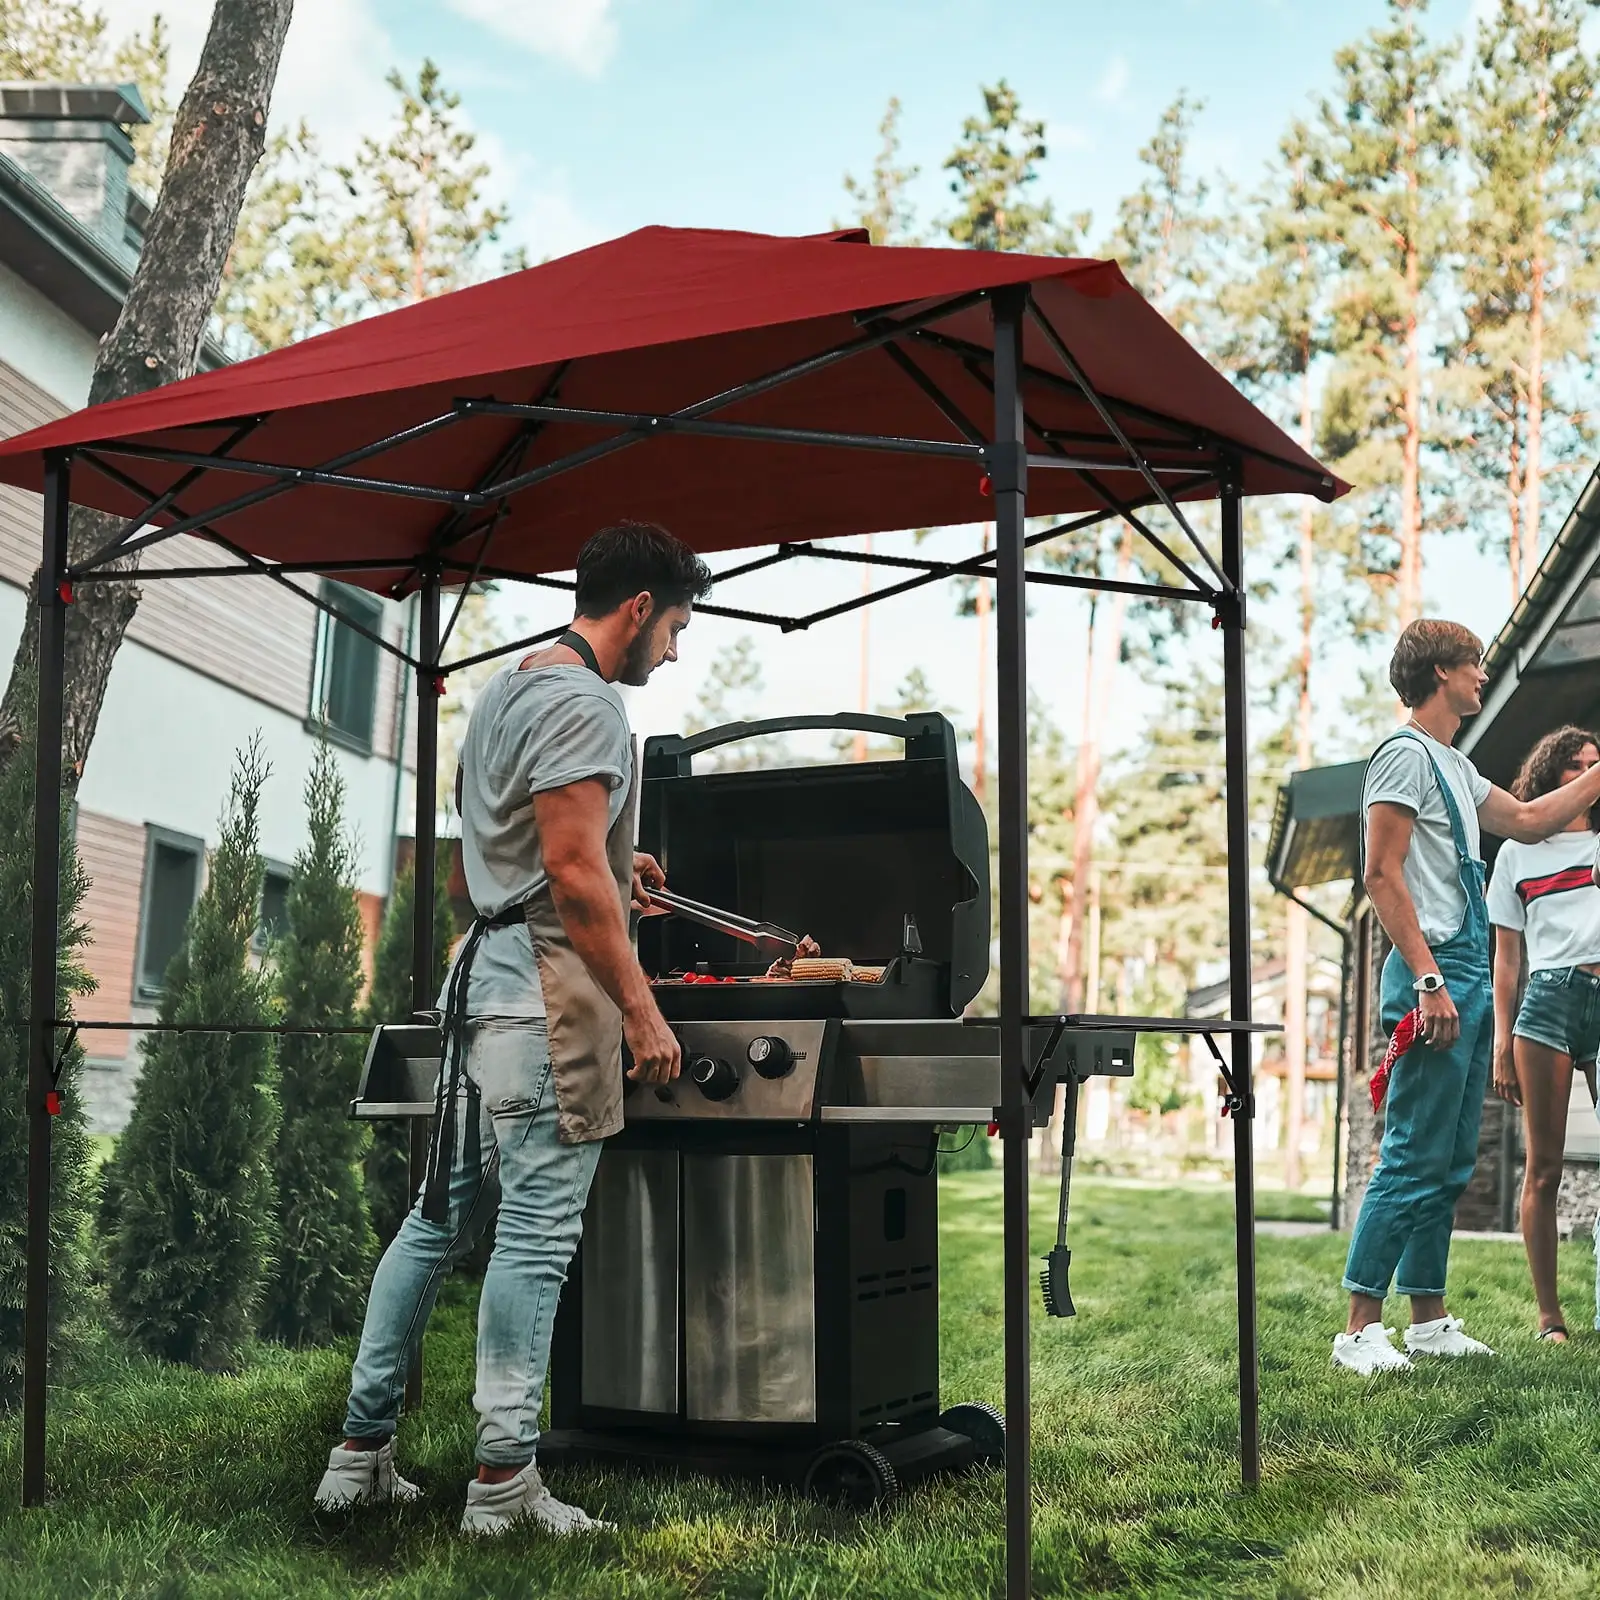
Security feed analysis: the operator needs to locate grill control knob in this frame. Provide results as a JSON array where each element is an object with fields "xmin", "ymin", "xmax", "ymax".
[
  {"xmin": 747, "ymin": 1036, "xmax": 794, "ymax": 1079},
  {"xmin": 689, "ymin": 1054, "xmax": 739, "ymax": 1101}
]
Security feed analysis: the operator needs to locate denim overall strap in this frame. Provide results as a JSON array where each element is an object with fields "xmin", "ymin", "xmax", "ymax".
[{"xmin": 1369, "ymin": 730, "xmax": 1488, "ymax": 954}]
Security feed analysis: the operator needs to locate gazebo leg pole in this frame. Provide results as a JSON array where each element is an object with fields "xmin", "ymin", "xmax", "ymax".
[
  {"xmin": 991, "ymin": 286, "xmax": 1033, "ymax": 1600},
  {"xmin": 405, "ymin": 571, "xmax": 442, "ymax": 1411},
  {"xmin": 23, "ymin": 451, "xmax": 71, "ymax": 1507},
  {"xmin": 1219, "ymin": 468, "xmax": 1260, "ymax": 1488}
]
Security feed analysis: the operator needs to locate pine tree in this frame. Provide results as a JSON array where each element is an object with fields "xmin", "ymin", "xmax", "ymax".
[
  {"xmin": 213, "ymin": 122, "xmax": 350, "ymax": 357},
  {"xmin": 105, "ymin": 743, "xmax": 279, "ymax": 1369},
  {"xmin": 217, "ymin": 58, "xmax": 513, "ymax": 356},
  {"xmin": 941, "ymin": 81, "xmax": 1087, "ymax": 808},
  {"xmin": 361, "ymin": 857, "xmax": 453, "ymax": 1248},
  {"xmin": 1454, "ymin": 0, "xmax": 1600, "ymax": 597},
  {"xmin": 1219, "ymin": 125, "xmax": 1350, "ymax": 1189},
  {"xmin": 1305, "ymin": 0, "xmax": 1459, "ymax": 627},
  {"xmin": 942, "ymin": 80, "xmax": 1086, "ymax": 253},
  {"xmin": 0, "ymin": 674, "xmax": 95, "ymax": 1406},
  {"xmin": 842, "ymin": 97, "xmax": 921, "ymax": 245},
  {"xmin": 1105, "ymin": 92, "xmax": 1220, "ymax": 339},
  {"xmin": 1048, "ymin": 94, "xmax": 1218, "ymax": 1017},
  {"xmin": 337, "ymin": 59, "xmax": 508, "ymax": 311},
  {"xmin": 685, "ymin": 636, "xmax": 789, "ymax": 770},
  {"xmin": 261, "ymin": 745, "xmax": 375, "ymax": 1344}
]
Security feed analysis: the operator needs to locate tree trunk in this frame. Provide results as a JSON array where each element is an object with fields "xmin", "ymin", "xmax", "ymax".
[
  {"xmin": 1061, "ymin": 596, "xmax": 1099, "ymax": 1011},
  {"xmin": 1064, "ymin": 526, "xmax": 1134, "ymax": 1006},
  {"xmin": 1506, "ymin": 419, "xmax": 1523, "ymax": 607},
  {"xmin": 973, "ymin": 525, "xmax": 991, "ymax": 804},
  {"xmin": 1525, "ymin": 253, "xmax": 1546, "ymax": 592},
  {"xmin": 1283, "ymin": 368, "xmax": 1316, "ymax": 1193},
  {"xmin": 1, "ymin": 0, "xmax": 294, "ymax": 782},
  {"xmin": 1397, "ymin": 100, "xmax": 1423, "ymax": 628},
  {"xmin": 1399, "ymin": 241, "xmax": 1422, "ymax": 626},
  {"xmin": 1524, "ymin": 59, "xmax": 1550, "ymax": 594}
]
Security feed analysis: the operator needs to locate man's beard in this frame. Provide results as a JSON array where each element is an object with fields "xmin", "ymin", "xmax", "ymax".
[{"xmin": 619, "ymin": 627, "xmax": 657, "ymax": 686}]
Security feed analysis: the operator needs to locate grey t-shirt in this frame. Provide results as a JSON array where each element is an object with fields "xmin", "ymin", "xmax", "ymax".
[
  {"xmin": 437, "ymin": 662, "xmax": 634, "ymax": 1019},
  {"xmin": 1362, "ymin": 728, "xmax": 1491, "ymax": 945}
]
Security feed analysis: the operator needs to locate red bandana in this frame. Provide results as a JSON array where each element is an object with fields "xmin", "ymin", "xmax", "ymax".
[{"xmin": 1370, "ymin": 1007, "xmax": 1422, "ymax": 1112}]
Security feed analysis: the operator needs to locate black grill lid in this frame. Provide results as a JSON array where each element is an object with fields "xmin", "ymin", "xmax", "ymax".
[{"xmin": 639, "ymin": 712, "xmax": 989, "ymax": 1015}]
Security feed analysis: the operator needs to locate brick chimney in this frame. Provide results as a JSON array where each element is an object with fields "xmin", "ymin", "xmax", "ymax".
[{"xmin": 0, "ymin": 82, "xmax": 150, "ymax": 266}]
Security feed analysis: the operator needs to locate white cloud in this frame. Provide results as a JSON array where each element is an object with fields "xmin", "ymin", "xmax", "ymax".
[
  {"xmin": 443, "ymin": 0, "xmax": 620, "ymax": 76},
  {"xmin": 1094, "ymin": 54, "xmax": 1130, "ymax": 106}
]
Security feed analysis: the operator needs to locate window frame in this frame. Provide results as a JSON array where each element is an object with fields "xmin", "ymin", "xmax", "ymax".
[
  {"xmin": 134, "ymin": 824, "xmax": 206, "ymax": 1003},
  {"xmin": 308, "ymin": 580, "xmax": 385, "ymax": 755},
  {"xmin": 254, "ymin": 858, "xmax": 295, "ymax": 956}
]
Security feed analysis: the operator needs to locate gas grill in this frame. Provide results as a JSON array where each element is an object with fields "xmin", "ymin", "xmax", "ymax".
[
  {"xmin": 354, "ymin": 712, "xmax": 1135, "ymax": 1499},
  {"xmin": 534, "ymin": 712, "xmax": 1134, "ymax": 1501}
]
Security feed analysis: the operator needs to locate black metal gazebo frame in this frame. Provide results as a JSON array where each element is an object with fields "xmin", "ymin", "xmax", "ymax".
[{"xmin": 19, "ymin": 285, "xmax": 1302, "ymax": 1599}]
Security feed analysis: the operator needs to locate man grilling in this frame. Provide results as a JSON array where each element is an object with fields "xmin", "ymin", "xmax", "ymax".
[{"xmin": 315, "ymin": 521, "xmax": 711, "ymax": 1535}]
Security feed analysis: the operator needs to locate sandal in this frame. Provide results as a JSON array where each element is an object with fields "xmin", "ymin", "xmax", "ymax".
[{"xmin": 1537, "ymin": 1324, "xmax": 1569, "ymax": 1342}]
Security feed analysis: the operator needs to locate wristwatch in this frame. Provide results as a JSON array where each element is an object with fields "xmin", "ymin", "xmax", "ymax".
[{"xmin": 1413, "ymin": 972, "xmax": 1446, "ymax": 994}]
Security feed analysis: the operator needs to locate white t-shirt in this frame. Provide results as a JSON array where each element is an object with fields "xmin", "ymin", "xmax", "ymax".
[
  {"xmin": 437, "ymin": 662, "xmax": 634, "ymax": 1020},
  {"xmin": 1362, "ymin": 729, "xmax": 1491, "ymax": 945},
  {"xmin": 1486, "ymin": 831, "xmax": 1600, "ymax": 972}
]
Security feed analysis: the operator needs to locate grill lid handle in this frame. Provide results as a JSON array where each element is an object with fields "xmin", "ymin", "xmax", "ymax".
[{"xmin": 645, "ymin": 712, "xmax": 950, "ymax": 776}]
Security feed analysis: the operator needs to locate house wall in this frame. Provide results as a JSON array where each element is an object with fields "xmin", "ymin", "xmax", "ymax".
[
  {"xmin": 0, "ymin": 257, "xmax": 97, "ymax": 405},
  {"xmin": 0, "ymin": 310, "xmax": 420, "ymax": 1132}
]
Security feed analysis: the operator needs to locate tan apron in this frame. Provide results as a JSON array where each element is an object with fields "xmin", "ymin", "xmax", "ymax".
[
  {"xmin": 525, "ymin": 747, "xmax": 638, "ymax": 1144},
  {"xmin": 420, "ymin": 735, "xmax": 638, "ymax": 1221}
]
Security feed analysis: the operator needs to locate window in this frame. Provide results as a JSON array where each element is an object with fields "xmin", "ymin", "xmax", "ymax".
[
  {"xmin": 136, "ymin": 827, "xmax": 204, "ymax": 1000},
  {"xmin": 310, "ymin": 581, "xmax": 384, "ymax": 751},
  {"xmin": 255, "ymin": 863, "xmax": 293, "ymax": 954}
]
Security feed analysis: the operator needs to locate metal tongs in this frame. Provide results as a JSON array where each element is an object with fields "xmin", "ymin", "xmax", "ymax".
[{"xmin": 646, "ymin": 886, "xmax": 801, "ymax": 950}]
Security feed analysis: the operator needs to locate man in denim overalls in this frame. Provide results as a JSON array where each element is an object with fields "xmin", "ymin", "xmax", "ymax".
[{"xmin": 1337, "ymin": 620, "xmax": 1600, "ymax": 1374}]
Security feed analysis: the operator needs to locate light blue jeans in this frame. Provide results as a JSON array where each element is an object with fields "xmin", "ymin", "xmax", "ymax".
[{"xmin": 343, "ymin": 1020, "xmax": 602, "ymax": 1468}]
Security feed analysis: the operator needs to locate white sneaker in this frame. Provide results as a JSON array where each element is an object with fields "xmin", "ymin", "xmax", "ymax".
[
  {"xmin": 1404, "ymin": 1315, "xmax": 1495, "ymax": 1359},
  {"xmin": 313, "ymin": 1440, "xmax": 423, "ymax": 1509},
  {"xmin": 460, "ymin": 1464, "xmax": 612, "ymax": 1538},
  {"xmin": 1331, "ymin": 1322, "xmax": 1413, "ymax": 1375}
]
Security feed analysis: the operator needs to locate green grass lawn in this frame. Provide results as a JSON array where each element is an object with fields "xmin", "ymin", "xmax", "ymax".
[{"xmin": 5, "ymin": 1174, "xmax": 1599, "ymax": 1599}]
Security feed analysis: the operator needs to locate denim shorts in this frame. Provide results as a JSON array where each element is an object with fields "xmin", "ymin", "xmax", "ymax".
[{"xmin": 1514, "ymin": 966, "xmax": 1600, "ymax": 1065}]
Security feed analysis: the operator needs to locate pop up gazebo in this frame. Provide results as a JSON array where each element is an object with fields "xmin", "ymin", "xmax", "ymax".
[{"xmin": 0, "ymin": 224, "xmax": 1345, "ymax": 1598}]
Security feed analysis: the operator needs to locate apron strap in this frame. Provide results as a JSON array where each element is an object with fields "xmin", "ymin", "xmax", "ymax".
[
  {"xmin": 557, "ymin": 629, "xmax": 604, "ymax": 678},
  {"xmin": 419, "ymin": 899, "xmax": 529, "ymax": 1225}
]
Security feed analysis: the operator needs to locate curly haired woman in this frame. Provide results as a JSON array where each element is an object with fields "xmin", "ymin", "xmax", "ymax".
[{"xmin": 1486, "ymin": 725, "xmax": 1600, "ymax": 1344}]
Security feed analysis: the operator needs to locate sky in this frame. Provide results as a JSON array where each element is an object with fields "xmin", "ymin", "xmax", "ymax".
[{"xmin": 93, "ymin": 0, "xmax": 1506, "ymax": 762}]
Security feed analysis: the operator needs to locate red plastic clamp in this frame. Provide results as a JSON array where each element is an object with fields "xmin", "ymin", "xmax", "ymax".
[
  {"xmin": 978, "ymin": 473, "xmax": 993, "ymax": 498},
  {"xmin": 57, "ymin": 580, "xmax": 73, "ymax": 605},
  {"xmin": 44, "ymin": 1090, "xmax": 61, "ymax": 1116}
]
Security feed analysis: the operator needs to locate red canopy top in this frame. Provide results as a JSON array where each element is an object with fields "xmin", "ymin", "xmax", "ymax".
[{"xmin": 0, "ymin": 225, "xmax": 1345, "ymax": 590}]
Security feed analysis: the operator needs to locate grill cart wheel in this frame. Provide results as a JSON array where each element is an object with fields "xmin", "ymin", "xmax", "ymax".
[
  {"xmin": 939, "ymin": 1402, "xmax": 1007, "ymax": 1464},
  {"xmin": 802, "ymin": 1440, "xmax": 899, "ymax": 1507}
]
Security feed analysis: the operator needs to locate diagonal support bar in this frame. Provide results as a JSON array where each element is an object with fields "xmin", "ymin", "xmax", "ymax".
[
  {"xmin": 430, "ymin": 289, "xmax": 999, "ymax": 547},
  {"xmin": 68, "ymin": 409, "xmax": 466, "ymax": 573},
  {"xmin": 78, "ymin": 454, "xmax": 422, "ymax": 672},
  {"xmin": 1025, "ymin": 295, "xmax": 1234, "ymax": 595},
  {"xmin": 74, "ymin": 417, "xmax": 264, "ymax": 572}
]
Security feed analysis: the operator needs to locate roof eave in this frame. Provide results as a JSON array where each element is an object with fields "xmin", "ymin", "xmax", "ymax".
[{"xmin": 0, "ymin": 152, "xmax": 226, "ymax": 374}]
